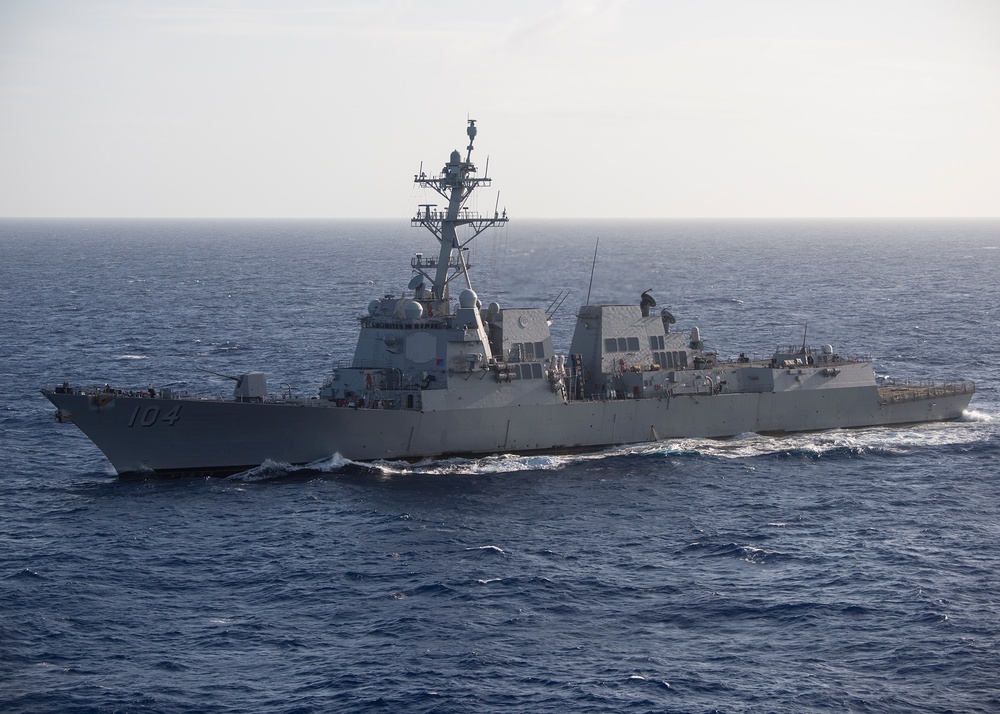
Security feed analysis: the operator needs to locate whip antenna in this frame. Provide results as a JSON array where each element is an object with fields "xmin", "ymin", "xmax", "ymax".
[{"xmin": 586, "ymin": 237, "xmax": 600, "ymax": 306}]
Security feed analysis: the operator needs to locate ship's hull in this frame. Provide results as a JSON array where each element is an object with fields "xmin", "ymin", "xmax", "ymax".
[{"xmin": 43, "ymin": 386, "xmax": 974, "ymax": 477}]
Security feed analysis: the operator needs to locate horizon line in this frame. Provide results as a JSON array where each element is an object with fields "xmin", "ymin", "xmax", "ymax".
[{"xmin": 2, "ymin": 215, "xmax": 999, "ymax": 221}]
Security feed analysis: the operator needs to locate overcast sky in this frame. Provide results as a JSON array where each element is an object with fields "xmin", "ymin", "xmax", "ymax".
[{"xmin": 1, "ymin": 0, "xmax": 998, "ymax": 218}]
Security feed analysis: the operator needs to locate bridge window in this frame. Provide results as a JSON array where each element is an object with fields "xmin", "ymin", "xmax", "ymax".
[{"xmin": 511, "ymin": 341, "xmax": 546, "ymax": 361}]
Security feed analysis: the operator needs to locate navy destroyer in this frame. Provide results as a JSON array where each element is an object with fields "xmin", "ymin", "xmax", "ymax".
[{"xmin": 42, "ymin": 121, "xmax": 976, "ymax": 476}]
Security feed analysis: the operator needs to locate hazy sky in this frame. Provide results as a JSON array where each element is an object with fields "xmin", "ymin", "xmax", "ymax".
[{"xmin": 1, "ymin": 0, "xmax": 998, "ymax": 218}]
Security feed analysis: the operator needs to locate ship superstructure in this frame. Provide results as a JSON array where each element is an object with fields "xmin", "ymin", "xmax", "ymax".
[{"xmin": 42, "ymin": 121, "xmax": 976, "ymax": 476}]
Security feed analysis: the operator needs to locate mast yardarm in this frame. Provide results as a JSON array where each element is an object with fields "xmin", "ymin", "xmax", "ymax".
[{"xmin": 411, "ymin": 119, "xmax": 508, "ymax": 300}]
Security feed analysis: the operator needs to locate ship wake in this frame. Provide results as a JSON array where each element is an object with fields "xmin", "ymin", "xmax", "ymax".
[{"xmin": 222, "ymin": 412, "xmax": 997, "ymax": 481}]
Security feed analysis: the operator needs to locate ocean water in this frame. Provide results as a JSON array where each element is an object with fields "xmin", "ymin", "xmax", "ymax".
[{"xmin": 1, "ymin": 218, "xmax": 999, "ymax": 713}]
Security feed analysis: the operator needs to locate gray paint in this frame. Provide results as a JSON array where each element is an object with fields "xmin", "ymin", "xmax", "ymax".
[{"xmin": 42, "ymin": 121, "xmax": 975, "ymax": 476}]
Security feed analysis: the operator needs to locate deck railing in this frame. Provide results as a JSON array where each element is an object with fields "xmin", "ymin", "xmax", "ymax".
[{"xmin": 877, "ymin": 380, "xmax": 976, "ymax": 403}]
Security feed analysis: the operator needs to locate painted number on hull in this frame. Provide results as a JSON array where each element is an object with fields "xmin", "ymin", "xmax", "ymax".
[{"xmin": 128, "ymin": 405, "xmax": 182, "ymax": 427}]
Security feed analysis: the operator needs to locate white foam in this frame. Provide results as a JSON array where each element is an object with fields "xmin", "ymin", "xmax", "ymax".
[
  {"xmin": 738, "ymin": 545, "xmax": 772, "ymax": 563},
  {"xmin": 620, "ymin": 419, "xmax": 997, "ymax": 460},
  {"xmin": 227, "ymin": 459, "xmax": 294, "ymax": 481},
  {"xmin": 304, "ymin": 453, "xmax": 355, "ymax": 471},
  {"xmin": 365, "ymin": 453, "xmax": 580, "ymax": 476},
  {"xmin": 466, "ymin": 545, "xmax": 506, "ymax": 555},
  {"xmin": 367, "ymin": 417, "xmax": 997, "ymax": 473},
  {"xmin": 227, "ymin": 417, "xmax": 998, "ymax": 480},
  {"xmin": 960, "ymin": 409, "xmax": 993, "ymax": 423}
]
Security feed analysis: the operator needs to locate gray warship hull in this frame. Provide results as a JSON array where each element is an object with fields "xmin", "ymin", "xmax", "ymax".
[
  {"xmin": 43, "ymin": 377, "xmax": 973, "ymax": 477},
  {"xmin": 41, "ymin": 120, "xmax": 976, "ymax": 476}
]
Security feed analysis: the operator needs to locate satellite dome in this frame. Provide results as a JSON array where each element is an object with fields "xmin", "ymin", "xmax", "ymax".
[
  {"xmin": 403, "ymin": 300, "xmax": 424, "ymax": 320},
  {"xmin": 459, "ymin": 289, "xmax": 478, "ymax": 309}
]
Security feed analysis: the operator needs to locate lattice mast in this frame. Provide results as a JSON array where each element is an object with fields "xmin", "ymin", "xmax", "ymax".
[{"xmin": 412, "ymin": 119, "xmax": 508, "ymax": 302}]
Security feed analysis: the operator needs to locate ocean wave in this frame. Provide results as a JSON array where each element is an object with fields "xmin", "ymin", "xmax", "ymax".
[
  {"xmin": 696, "ymin": 296, "xmax": 744, "ymax": 305},
  {"xmin": 305, "ymin": 453, "xmax": 356, "ymax": 471},
  {"xmin": 689, "ymin": 541, "xmax": 787, "ymax": 564},
  {"xmin": 960, "ymin": 409, "xmax": 994, "ymax": 423},
  {"xmin": 227, "ymin": 454, "xmax": 362, "ymax": 480},
  {"xmin": 8, "ymin": 568, "xmax": 44, "ymax": 580},
  {"xmin": 226, "ymin": 460, "xmax": 292, "ymax": 481},
  {"xmin": 464, "ymin": 545, "xmax": 508, "ymax": 557}
]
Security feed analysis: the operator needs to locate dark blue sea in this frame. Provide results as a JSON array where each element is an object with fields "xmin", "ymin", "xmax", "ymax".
[{"xmin": 2, "ymin": 218, "xmax": 999, "ymax": 713}]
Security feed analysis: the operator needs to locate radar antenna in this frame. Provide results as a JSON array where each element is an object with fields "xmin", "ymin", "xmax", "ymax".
[
  {"xmin": 640, "ymin": 289, "xmax": 657, "ymax": 317},
  {"xmin": 411, "ymin": 120, "xmax": 509, "ymax": 302},
  {"xmin": 466, "ymin": 119, "xmax": 477, "ymax": 161}
]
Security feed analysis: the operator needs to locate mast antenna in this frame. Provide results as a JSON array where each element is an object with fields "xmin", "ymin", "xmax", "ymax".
[
  {"xmin": 466, "ymin": 119, "xmax": 477, "ymax": 161},
  {"xmin": 546, "ymin": 290, "xmax": 571, "ymax": 321},
  {"xmin": 801, "ymin": 322, "xmax": 809, "ymax": 353},
  {"xmin": 586, "ymin": 237, "xmax": 600, "ymax": 306}
]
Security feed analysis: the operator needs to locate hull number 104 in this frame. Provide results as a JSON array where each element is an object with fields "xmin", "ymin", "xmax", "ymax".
[{"xmin": 127, "ymin": 405, "xmax": 182, "ymax": 427}]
